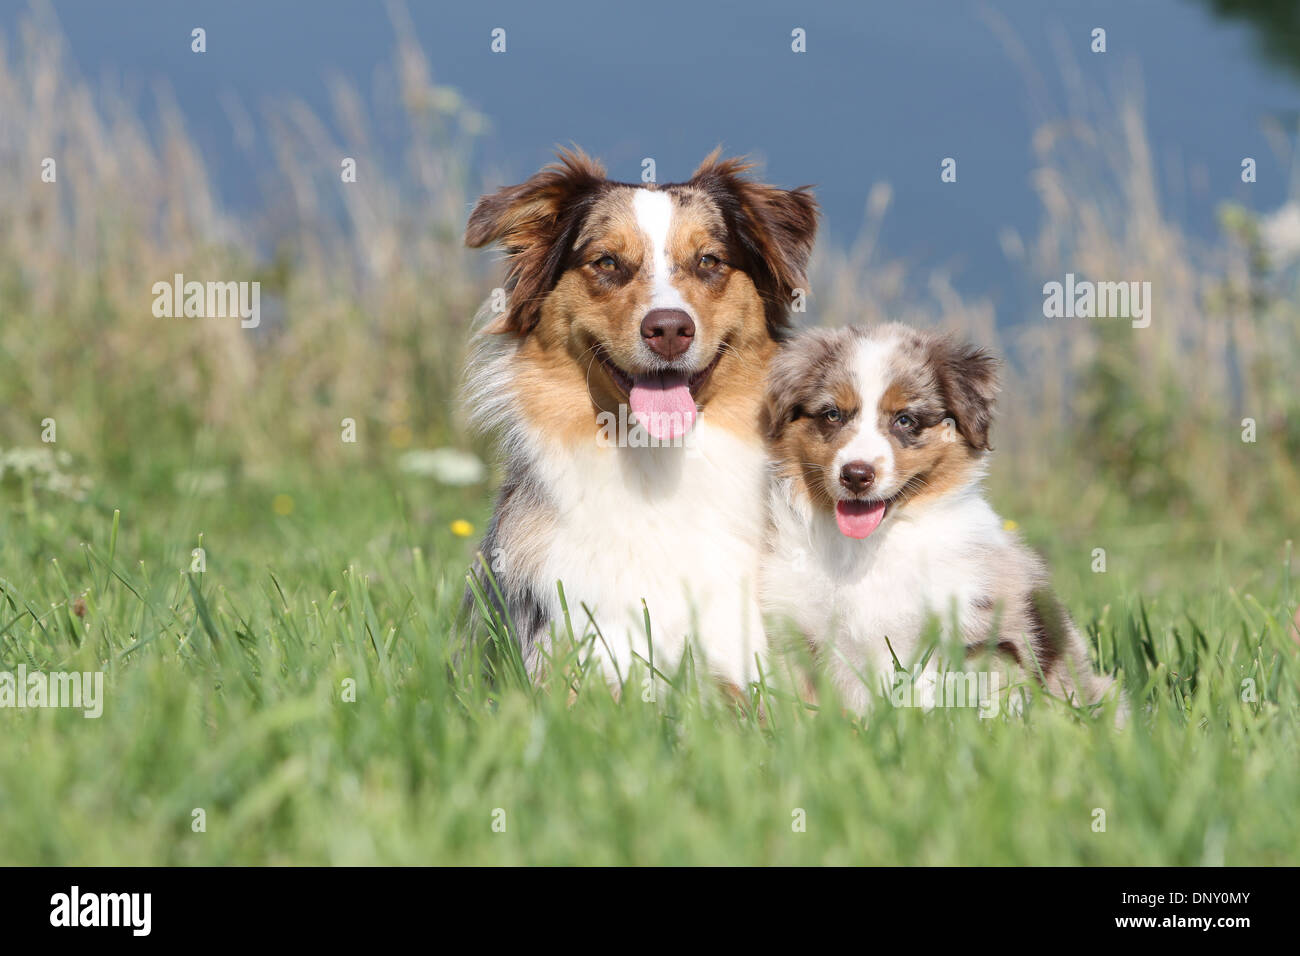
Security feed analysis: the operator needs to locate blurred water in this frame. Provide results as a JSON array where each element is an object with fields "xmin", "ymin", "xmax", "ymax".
[{"xmin": 8, "ymin": 0, "xmax": 1299, "ymax": 317}]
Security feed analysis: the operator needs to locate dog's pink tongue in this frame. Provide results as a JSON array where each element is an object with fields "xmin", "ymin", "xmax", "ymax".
[
  {"xmin": 629, "ymin": 373, "xmax": 696, "ymax": 441},
  {"xmin": 836, "ymin": 500, "xmax": 887, "ymax": 538}
]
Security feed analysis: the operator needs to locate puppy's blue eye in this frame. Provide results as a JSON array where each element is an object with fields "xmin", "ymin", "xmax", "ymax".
[
  {"xmin": 894, "ymin": 413, "xmax": 916, "ymax": 429},
  {"xmin": 824, "ymin": 408, "xmax": 842, "ymax": 423},
  {"xmin": 595, "ymin": 255, "xmax": 618, "ymax": 271}
]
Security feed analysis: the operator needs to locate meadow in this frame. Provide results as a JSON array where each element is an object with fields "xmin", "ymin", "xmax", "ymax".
[{"xmin": 1, "ymin": 11, "xmax": 1297, "ymax": 864}]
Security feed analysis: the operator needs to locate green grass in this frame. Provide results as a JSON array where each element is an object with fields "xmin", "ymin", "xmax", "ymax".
[
  {"xmin": 2, "ymin": 2, "xmax": 1298, "ymax": 867},
  {"xmin": 1, "ymin": 467, "xmax": 1296, "ymax": 865}
]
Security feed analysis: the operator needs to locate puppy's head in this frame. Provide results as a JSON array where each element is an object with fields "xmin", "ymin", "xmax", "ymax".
[
  {"xmin": 762, "ymin": 324, "xmax": 998, "ymax": 537},
  {"xmin": 466, "ymin": 148, "xmax": 818, "ymax": 441}
]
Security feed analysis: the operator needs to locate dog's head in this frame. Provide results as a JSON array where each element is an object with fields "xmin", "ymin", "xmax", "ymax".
[
  {"xmin": 466, "ymin": 148, "xmax": 818, "ymax": 441},
  {"xmin": 761, "ymin": 324, "xmax": 999, "ymax": 537}
]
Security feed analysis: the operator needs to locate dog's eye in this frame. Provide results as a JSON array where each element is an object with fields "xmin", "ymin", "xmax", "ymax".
[
  {"xmin": 698, "ymin": 254, "xmax": 720, "ymax": 270},
  {"xmin": 824, "ymin": 407, "xmax": 842, "ymax": 423},
  {"xmin": 594, "ymin": 255, "xmax": 618, "ymax": 272},
  {"xmin": 894, "ymin": 413, "xmax": 916, "ymax": 430}
]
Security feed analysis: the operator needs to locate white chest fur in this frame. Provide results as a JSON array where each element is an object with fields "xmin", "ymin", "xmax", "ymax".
[
  {"xmin": 525, "ymin": 421, "xmax": 770, "ymax": 685},
  {"xmin": 762, "ymin": 479, "xmax": 1009, "ymax": 709}
]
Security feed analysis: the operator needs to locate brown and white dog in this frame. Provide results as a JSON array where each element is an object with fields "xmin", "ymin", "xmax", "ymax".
[
  {"xmin": 760, "ymin": 323, "xmax": 1119, "ymax": 715},
  {"xmin": 463, "ymin": 148, "xmax": 818, "ymax": 687}
]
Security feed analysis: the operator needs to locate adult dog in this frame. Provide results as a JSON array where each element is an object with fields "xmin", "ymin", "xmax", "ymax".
[{"xmin": 463, "ymin": 148, "xmax": 818, "ymax": 688}]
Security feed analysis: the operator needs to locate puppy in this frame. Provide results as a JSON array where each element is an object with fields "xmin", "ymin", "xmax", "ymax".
[
  {"xmin": 462, "ymin": 148, "xmax": 818, "ymax": 688},
  {"xmin": 760, "ymin": 323, "xmax": 1118, "ymax": 715}
]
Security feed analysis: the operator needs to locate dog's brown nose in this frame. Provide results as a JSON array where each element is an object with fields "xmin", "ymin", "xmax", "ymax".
[
  {"xmin": 641, "ymin": 308, "xmax": 695, "ymax": 360},
  {"xmin": 839, "ymin": 461, "xmax": 875, "ymax": 494}
]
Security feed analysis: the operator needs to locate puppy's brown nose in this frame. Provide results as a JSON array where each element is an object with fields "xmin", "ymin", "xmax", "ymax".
[
  {"xmin": 839, "ymin": 461, "xmax": 875, "ymax": 494},
  {"xmin": 641, "ymin": 308, "xmax": 695, "ymax": 360}
]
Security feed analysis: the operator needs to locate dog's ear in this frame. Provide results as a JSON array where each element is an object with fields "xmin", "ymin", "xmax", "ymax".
[
  {"xmin": 760, "ymin": 328, "xmax": 845, "ymax": 443},
  {"xmin": 688, "ymin": 150, "xmax": 819, "ymax": 339},
  {"xmin": 465, "ymin": 147, "xmax": 607, "ymax": 335},
  {"xmin": 929, "ymin": 336, "xmax": 999, "ymax": 451},
  {"xmin": 760, "ymin": 349, "xmax": 804, "ymax": 443}
]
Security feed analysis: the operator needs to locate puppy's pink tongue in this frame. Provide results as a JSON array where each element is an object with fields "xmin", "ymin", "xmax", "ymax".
[
  {"xmin": 629, "ymin": 373, "xmax": 696, "ymax": 441},
  {"xmin": 835, "ymin": 500, "xmax": 887, "ymax": 538}
]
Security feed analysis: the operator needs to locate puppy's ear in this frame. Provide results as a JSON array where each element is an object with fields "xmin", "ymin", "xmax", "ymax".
[
  {"xmin": 929, "ymin": 336, "xmax": 999, "ymax": 451},
  {"xmin": 760, "ymin": 328, "xmax": 845, "ymax": 443},
  {"xmin": 689, "ymin": 150, "xmax": 819, "ymax": 339},
  {"xmin": 760, "ymin": 349, "xmax": 804, "ymax": 443},
  {"xmin": 465, "ymin": 147, "xmax": 607, "ymax": 335}
]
